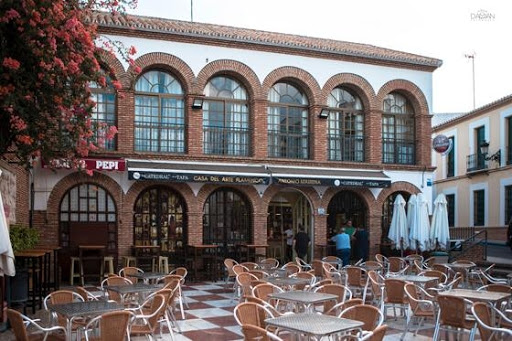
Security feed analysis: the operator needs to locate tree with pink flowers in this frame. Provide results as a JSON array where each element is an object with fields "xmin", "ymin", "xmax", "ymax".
[{"xmin": 0, "ymin": 0, "xmax": 138, "ymax": 169}]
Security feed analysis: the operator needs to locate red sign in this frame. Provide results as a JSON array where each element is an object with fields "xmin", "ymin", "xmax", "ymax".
[
  {"xmin": 42, "ymin": 158, "xmax": 126, "ymax": 171},
  {"xmin": 432, "ymin": 135, "xmax": 452, "ymax": 155}
]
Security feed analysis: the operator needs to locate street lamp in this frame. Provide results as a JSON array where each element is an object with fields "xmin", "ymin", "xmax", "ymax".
[{"xmin": 480, "ymin": 140, "xmax": 501, "ymax": 163}]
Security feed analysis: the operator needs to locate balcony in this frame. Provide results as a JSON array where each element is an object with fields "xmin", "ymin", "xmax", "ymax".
[{"xmin": 466, "ymin": 153, "xmax": 487, "ymax": 173}]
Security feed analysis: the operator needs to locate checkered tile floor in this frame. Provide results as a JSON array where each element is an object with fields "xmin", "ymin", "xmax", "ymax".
[{"xmin": 0, "ymin": 281, "xmax": 483, "ymax": 340}]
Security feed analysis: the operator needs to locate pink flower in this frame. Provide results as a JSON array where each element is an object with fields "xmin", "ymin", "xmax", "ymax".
[
  {"xmin": 128, "ymin": 45, "xmax": 137, "ymax": 55},
  {"xmin": 4, "ymin": 9, "xmax": 21, "ymax": 21},
  {"xmin": 112, "ymin": 80, "xmax": 122, "ymax": 90},
  {"xmin": 3, "ymin": 57, "xmax": 20, "ymax": 70},
  {"xmin": 134, "ymin": 65, "xmax": 142, "ymax": 74},
  {"xmin": 85, "ymin": 169, "xmax": 94, "ymax": 176}
]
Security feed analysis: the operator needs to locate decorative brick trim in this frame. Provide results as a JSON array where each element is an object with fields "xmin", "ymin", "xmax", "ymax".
[
  {"xmin": 376, "ymin": 79, "xmax": 430, "ymax": 115},
  {"xmin": 194, "ymin": 59, "xmax": 263, "ymax": 99},
  {"xmin": 262, "ymin": 66, "xmax": 322, "ymax": 106},
  {"xmin": 375, "ymin": 181, "xmax": 421, "ymax": 205},
  {"xmin": 130, "ymin": 52, "xmax": 195, "ymax": 93},
  {"xmin": 320, "ymin": 73, "xmax": 377, "ymax": 111},
  {"xmin": 98, "ymin": 50, "xmax": 129, "ymax": 88}
]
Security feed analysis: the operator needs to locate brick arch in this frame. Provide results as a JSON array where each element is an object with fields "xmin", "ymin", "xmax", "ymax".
[
  {"xmin": 129, "ymin": 52, "xmax": 195, "ymax": 93},
  {"xmin": 124, "ymin": 182, "xmax": 195, "ymax": 214},
  {"xmin": 47, "ymin": 172, "xmax": 124, "ymax": 219},
  {"xmin": 261, "ymin": 185, "xmax": 321, "ymax": 213},
  {"xmin": 320, "ymin": 73, "xmax": 377, "ymax": 111},
  {"xmin": 320, "ymin": 187, "xmax": 375, "ymax": 211},
  {"xmin": 376, "ymin": 181, "xmax": 422, "ymax": 206},
  {"xmin": 376, "ymin": 79, "xmax": 430, "ymax": 116},
  {"xmin": 195, "ymin": 185, "xmax": 259, "ymax": 213},
  {"xmin": 262, "ymin": 66, "xmax": 322, "ymax": 106},
  {"xmin": 194, "ymin": 60, "xmax": 263, "ymax": 99},
  {"xmin": 98, "ymin": 50, "xmax": 130, "ymax": 88}
]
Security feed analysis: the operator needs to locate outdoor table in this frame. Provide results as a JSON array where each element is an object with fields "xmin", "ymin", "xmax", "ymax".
[
  {"xmin": 79, "ymin": 245, "xmax": 105, "ymax": 284},
  {"xmin": 188, "ymin": 245, "xmax": 220, "ymax": 281},
  {"xmin": 264, "ymin": 268, "xmax": 287, "ymax": 277},
  {"xmin": 133, "ymin": 245, "xmax": 160, "ymax": 272},
  {"xmin": 443, "ymin": 263, "xmax": 476, "ymax": 287},
  {"xmin": 268, "ymin": 291, "xmax": 337, "ymax": 312},
  {"xmin": 131, "ymin": 271, "xmax": 167, "ymax": 284},
  {"xmin": 438, "ymin": 288, "xmax": 511, "ymax": 312},
  {"xmin": 265, "ymin": 276, "xmax": 311, "ymax": 290},
  {"xmin": 48, "ymin": 300, "xmax": 123, "ymax": 341},
  {"xmin": 265, "ymin": 312, "xmax": 364, "ymax": 339},
  {"xmin": 33, "ymin": 246, "xmax": 61, "ymax": 291},
  {"xmin": 386, "ymin": 274, "xmax": 439, "ymax": 286}
]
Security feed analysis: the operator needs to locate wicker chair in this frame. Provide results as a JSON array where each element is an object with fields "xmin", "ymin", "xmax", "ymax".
[
  {"xmin": 234, "ymin": 301, "xmax": 275, "ymax": 329},
  {"xmin": 224, "ymin": 258, "xmax": 239, "ymax": 283},
  {"xmin": 369, "ymin": 324, "xmax": 388, "ymax": 341},
  {"xmin": 241, "ymin": 324, "xmax": 283, "ymax": 341},
  {"xmin": 311, "ymin": 259, "xmax": 325, "ymax": 279},
  {"xmin": 232, "ymin": 264, "xmax": 249, "ymax": 275},
  {"xmin": 387, "ymin": 257, "xmax": 408, "ymax": 275},
  {"xmin": 290, "ymin": 271, "xmax": 316, "ymax": 290},
  {"xmin": 240, "ymin": 262, "xmax": 259, "ymax": 270},
  {"xmin": 281, "ymin": 262, "xmax": 301, "ymax": 276},
  {"xmin": 102, "ymin": 275, "xmax": 133, "ymax": 304},
  {"xmin": 129, "ymin": 294, "xmax": 167, "ymax": 341},
  {"xmin": 118, "ymin": 266, "xmax": 144, "ymax": 284},
  {"xmin": 260, "ymin": 258, "xmax": 280, "ymax": 269},
  {"xmin": 471, "ymin": 302, "xmax": 512, "ymax": 340},
  {"xmin": 83, "ymin": 310, "xmax": 133, "ymax": 341},
  {"xmin": 360, "ymin": 261, "xmax": 384, "ymax": 274},
  {"xmin": 75, "ymin": 286, "xmax": 100, "ymax": 302},
  {"xmin": 43, "ymin": 290, "xmax": 85, "ymax": 338},
  {"xmin": 248, "ymin": 269, "xmax": 268, "ymax": 279},
  {"xmin": 344, "ymin": 266, "xmax": 367, "ymax": 298},
  {"xmin": 374, "ymin": 254, "xmax": 389, "ymax": 272},
  {"xmin": 383, "ymin": 279, "xmax": 408, "ymax": 321},
  {"xmin": 402, "ymin": 283, "xmax": 436, "ymax": 339},
  {"xmin": 307, "ymin": 278, "xmax": 333, "ymax": 292},
  {"xmin": 322, "ymin": 256, "xmax": 343, "ymax": 270},
  {"xmin": 236, "ymin": 272, "xmax": 259, "ymax": 301},
  {"xmin": 7, "ymin": 308, "xmax": 67, "ymax": 341},
  {"xmin": 433, "ymin": 295, "xmax": 477, "ymax": 341},
  {"xmin": 339, "ymin": 304, "xmax": 384, "ymax": 337},
  {"xmin": 364, "ymin": 270, "xmax": 384, "ymax": 307},
  {"xmin": 313, "ymin": 283, "xmax": 352, "ymax": 313},
  {"xmin": 322, "ymin": 262, "xmax": 343, "ymax": 284},
  {"xmin": 478, "ymin": 284, "xmax": 512, "ymax": 310},
  {"xmin": 252, "ymin": 283, "xmax": 284, "ymax": 308},
  {"xmin": 418, "ymin": 270, "xmax": 448, "ymax": 289},
  {"xmin": 324, "ymin": 298, "xmax": 363, "ymax": 316},
  {"xmin": 295, "ymin": 257, "xmax": 312, "ymax": 271}
]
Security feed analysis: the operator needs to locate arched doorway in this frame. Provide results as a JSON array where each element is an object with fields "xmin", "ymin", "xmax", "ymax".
[
  {"xmin": 203, "ymin": 188, "xmax": 252, "ymax": 259},
  {"xmin": 59, "ymin": 183, "xmax": 117, "ymax": 283},
  {"xmin": 381, "ymin": 191, "xmax": 411, "ymax": 243},
  {"xmin": 267, "ymin": 190, "xmax": 312, "ymax": 263},
  {"xmin": 133, "ymin": 186, "xmax": 187, "ymax": 264}
]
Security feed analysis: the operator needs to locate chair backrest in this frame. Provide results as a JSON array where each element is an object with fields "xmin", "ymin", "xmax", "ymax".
[
  {"xmin": 119, "ymin": 266, "xmax": 143, "ymax": 284},
  {"xmin": 7, "ymin": 309, "xmax": 30, "ymax": 341},
  {"xmin": 75, "ymin": 286, "xmax": 98, "ymax": 301},
  {"xmin": 308, "ymin": 278, "xmax": 333, "ymax": 291},
  {"xmin": 339, "ymin": 304, "xmax": 383, "ymax": 331},
  {"xmin": 260, "ymin": 258, "xmax": 279, "ymax": 269},
  {"xmin": 170, "ymin": 267, "xmax": 188, "ymax": 282},
  {"xmin": 311, "ymin": 260, "xmax": 324, "ymax": 277},
  {"xmin": 404, "ymin": 283, "xmax": 434, "ymax": 315},
  {"xmin": 369, "ymin": 324, "xmax": 388, "ymax": 341},
  {"xmin": 405, "ymin": 254, "xmax": 424, "ymax": 263},
  {"xmin": 322, "ymin": 262, "xmax": 339, "ymax": 281},
  {"xmin": 248, "ymin": 270, "xmax": 267, "ymax": 279},
  {"xmin": 290, "ymin": 271, "xmax": 315, "ymax": 290},
  {"xmin": 233, "ymin": 264, "xmax": 249, "ymax": 275},
  {"xmin": 295, "ymin": 257, "xmax": 311, "ymax": 270},
  {"xmin": 374, "ymin": 254, "xmax": 388, "ymax": 267},
  {"xmin": 244, "ymin": 296, "xmax": 281, "ymax": 317},
  {"xmin": 105, "ymin": 276, "xmax": 133, "ymax": 303},
  {"xmin": 437, "ymin": 295, "xmax": 469, "ymax": 328},
  {"xmin": 241, "ymin": 324, "xmax": 283, "ymax": 341},
  {"xmin": 145, "ymin": 294, "xmax": 167, "ymax": 330},
  {"xmin": 384, "ymin": 279, "xmax": 406, "ymax": 304},
  {"xmin": 478, "ymin": 284, "xmax": 512, "ymax": 293},
  {"xmin": 252, "ymin": 283, "xmax": 282, "ymax": 303},
  {"xmin": 224, "ymin": 258, "xmax": 239, "ymax": 277},
  {"xmin": 44, "ymin": 290, "xmax": 83, "ymax": 309},
  {"xmin": 88, "ymin": 310, "xmax": 132, "ymax": 341},
  {"xmin": 234, "ymin": 302, "xmax": 274, "ymax": 328},
  {"xmin": 315, "ymin": 284, "xmax": 352, "ymax": 312},
  {"xmin": 240, "ymin": 262, "xmax": 259, "ymax": 270},
  {"xmin": 432, "ymin": 263, "xmax": 450, "ymax": 275},
  {"xmin": 471, "ymin": 302, "xmax": 494, "ymax": 341},
  {"xmin": 452, "ymin": 259, "xmax": 476, "ymax": 266},
  {"xmin": 237, "ymin": 272, "xmax": 259, "ymax": 297},
  {"xmin": 345, "ymin": 266, "xmax": 365, "ymax": 287},
  {"xmin": 367, "ymin": 271, "xmax": 384, "ymax": 297},
  {"xmin": 388, "ymin": 257, "xmax": 406, "ymax": 273},
  {"xmin": 420, "ymin": 270, "xmax": 447, "ymax": 285},
  {"xmin": 281, "ymin": 263, "xmax": 301, "ymax": 275}
]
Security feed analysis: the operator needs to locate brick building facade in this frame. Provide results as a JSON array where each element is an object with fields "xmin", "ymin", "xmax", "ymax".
[{"xmin": 2, "ymin": 12, "xmax": 442, "ymax": 277}]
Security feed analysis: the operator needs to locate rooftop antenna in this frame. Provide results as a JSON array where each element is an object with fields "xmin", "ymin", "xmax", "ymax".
[
  {"xmin": 464, "ymin": 52, "xmax": 476, "ymax": 109},
  {"xmin": 190, "ymin": 0, "xmax": 194, "ymax": 22}
]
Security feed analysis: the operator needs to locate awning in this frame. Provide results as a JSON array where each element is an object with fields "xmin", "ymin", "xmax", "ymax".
[{"xmin": 127, "ymin": 160, "xmax": 391, "ymax": 188}]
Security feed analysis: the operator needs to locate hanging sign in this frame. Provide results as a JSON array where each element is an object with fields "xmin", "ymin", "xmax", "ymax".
[{"xmin": 432, "ymin": 135, "xmax": 452, "ymax": 155}]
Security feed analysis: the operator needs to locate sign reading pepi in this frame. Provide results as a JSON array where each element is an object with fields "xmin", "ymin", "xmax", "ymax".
[
  {"xmin": 42, "ymin": 158, "xmax": 126, "ymax": 171},
  {"xmin": 432, "ymin": 135, "xmax": 452, "ymax": 155}
]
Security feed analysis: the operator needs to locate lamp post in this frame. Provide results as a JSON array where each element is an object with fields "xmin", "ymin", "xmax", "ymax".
[{"xmin": 465, "ymin": 53, "xmax": 476, "ymax": 109}]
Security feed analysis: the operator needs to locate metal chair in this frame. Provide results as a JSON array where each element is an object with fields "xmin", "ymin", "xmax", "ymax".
[
  {"xmin": 118, "ymin": 266, "xmax": 144, "ymax": 284},
  {"xmin": 344, "ymin": 266, "xmax": 367, "ymax": 298},
  {"xmin": 295, "ymin": 257, "xmax": 312, "ymax": 271},
  {"xmin": 339, "ymin": 304, "xmax": 384, "ymax": 340},
  {"xmin": 433, "ymin": 295, "xmax": 477, "ymax": 341},
  {"xmin": 402, "ymin": 283, "xmax": 436, "ymax": 339},
  {"xmin": 383, "ymin": 278, "xmax": 408, "ymax": 321},
  {"xmin": 241, "ymin": 324, "xmax": 284, "ymax": 341},
  {"xmin": 83, "ymin": 310, "xmax": 133, "ymax": 341},
  {"xmin": 7, "ymin": 308, "xmax": 67, "ymax": 341},
  {"xmin": 471, "ymin": 301, "xmax": 512, "ymax": 341},
  {"xmin": 224, "ymin": 258, "xmax": 239, "ymax": 283},
  {"xmin": 129, "ymin": 294, "xmax": 167, "ymax": 341},
  {"xmin": 313, "ymin": 283, "xmax": 352, "ymax": 313},
  {"xmin": 234, "ymin": 301, "xmax": 276, "ymax": 329}
]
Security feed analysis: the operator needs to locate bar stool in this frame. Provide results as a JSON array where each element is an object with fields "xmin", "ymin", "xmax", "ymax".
[
  {"xmin": 101, "ymin": 256, "xmax": 115, "ymax": 278},
  {"xmin": 158, "ymin": 256, "xmax": 169, "ymax": 273},
  {"xmin": 122, "ymin": 256, "xmax": 137, "ymax": 268},
  {"xmin": 70, "ymin": 257, "xmax": 84, "ymax": 286}
]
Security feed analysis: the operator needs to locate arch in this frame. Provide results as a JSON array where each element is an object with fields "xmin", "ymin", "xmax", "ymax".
[
  {"xmin": 129, "ymin": 52, "xmax": 195, "ymax": 93},
  {"xmin": 376, "ymin": 181, "xmax": 421, "ymax": 206},
  {"xmin": 97, "ymin": 50, "xmax": 130, "ymax": 88},
  {"xmin": 262, "ymin": 66, "xmax": 322, "ymax": 106},
  {"xmin": 321, "ymin": 73, "xmax": 377, "ymax": 111},
  {"xmin": 376, "ymin": 79, "xmax": 430, "ymax": 116},
  {"xmin": 195, "ymin": 59, "xmax": 262, "ymax": 99}
]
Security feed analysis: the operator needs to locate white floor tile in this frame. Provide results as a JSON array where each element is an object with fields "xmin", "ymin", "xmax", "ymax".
[
  {"xmin": 187, "ymin": 307, "xmax": 233, "ymax": 318},
  {"xmin": 175, "ymin": 318, "xmax": 219, "ymax": 331}
]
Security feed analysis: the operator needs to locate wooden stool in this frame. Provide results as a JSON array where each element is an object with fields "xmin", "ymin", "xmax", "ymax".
[
  {"xmin": 158, "ymin": 256, "xmax": 169, "ymax": 273},
  {"xmin": 101, "ymin": 256, "xmax": 115, "ymax": 278},
  {"xmin": 70, "ymin": 257, "xmax": 84, "ymax": 286},
  {"xmin": 122, "ymin": 256, "xmax": 137, "ymax": 268}
]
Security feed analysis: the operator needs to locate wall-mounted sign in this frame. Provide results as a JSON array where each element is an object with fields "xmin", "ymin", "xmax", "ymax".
[
  {"xmin": 433, "ymin": 134, "xmax": 452, "ymax": 155},
  {"xmin": 42, "ymin": 158, "xmax": 126, "ymax": 171},
  {"xmin": 129, "ymin": 171, "xmax": 270, "ymax": 185},
  {"xmin": 273, "ymin": 176, "xmax": 390, "ymax": 188}
]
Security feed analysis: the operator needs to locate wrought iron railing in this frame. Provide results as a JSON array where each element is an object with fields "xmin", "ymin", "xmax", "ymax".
[
  {"xmin": 381, "ymin": 138, "xmax": 415, "ymax": 164},
  {"xmin": 203, "ymin": 126, "xmax": 250, "ymax": 156},
  {"xmin": 327, "ymin": 135, "xmax": 365, "ymax": 162},
  {"xmin": 448, "ymin": 227, "xmax": 487, "ymax": 262},
  {"xmin": 466, "ymin": 153, "xmax": 487, "ymax": 172}
]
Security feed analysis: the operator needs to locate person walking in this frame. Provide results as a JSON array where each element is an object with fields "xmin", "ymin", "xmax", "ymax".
[
  {"xmin": 331, "ymin": 227, "xmax": 351, "ymax": 266},
  {"xmin": 293, "ymin": 224, "xmax": 310, "ymax": 261},
  {"xmin": 283, "ymin": 225, "xmax": 294, "ymax": 262},
  {"xmin": 354, "ymin": 227, "xmax": 369, "ymax": 261}
]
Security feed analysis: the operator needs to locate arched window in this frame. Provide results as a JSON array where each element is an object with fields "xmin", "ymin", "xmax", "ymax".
[
  {"xmin": 203, "ymin": 76, "xmax": 249, "ymax": 156},
  {"xmin": 134, "ymin": 70, "xmax": 185, "ymax": 153},
  {"xmin": 267, "ymin": 82, "xmax": 309, "ymax": 159},
  {"xmin": 90, "ymin": 77, "xmax": 116, "ymax": 150},
  {"xmin": 327, "ymin": 87, "xmax": 364, "ymax": 161},
  {"xmin": 382, "ymin": 92, "xmax": 415, "ymax": 164}
]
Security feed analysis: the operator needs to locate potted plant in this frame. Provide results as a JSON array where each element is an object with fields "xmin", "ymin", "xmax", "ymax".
[{"xmin": 9, "ymin": 224, "xmax": 39, "ymax": 255}]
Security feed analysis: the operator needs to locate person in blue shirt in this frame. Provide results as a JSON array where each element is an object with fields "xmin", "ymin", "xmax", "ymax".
[{"xmin": 331, "ymin": 227, "xmax": 351, "ymax": 266}]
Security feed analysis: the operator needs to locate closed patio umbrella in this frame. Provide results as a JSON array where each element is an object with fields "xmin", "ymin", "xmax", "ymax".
[
  {"xmin": 409, "ymin": 193, "xmax": 431, "ymax": 252},
  {"xmin": 406, "ymin": 194, "xmax": 417, "ymax": 238},
  {"xmin": 388, "ymin": 194, "xmax": 409, "ymax": 254},
  {"xmin": 430, "ymin": 193, "xmax": 450, "ymax": 250},
  {"xmin": 0, "ymin": 170, "xmax": 16, "ymax": 277}
]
